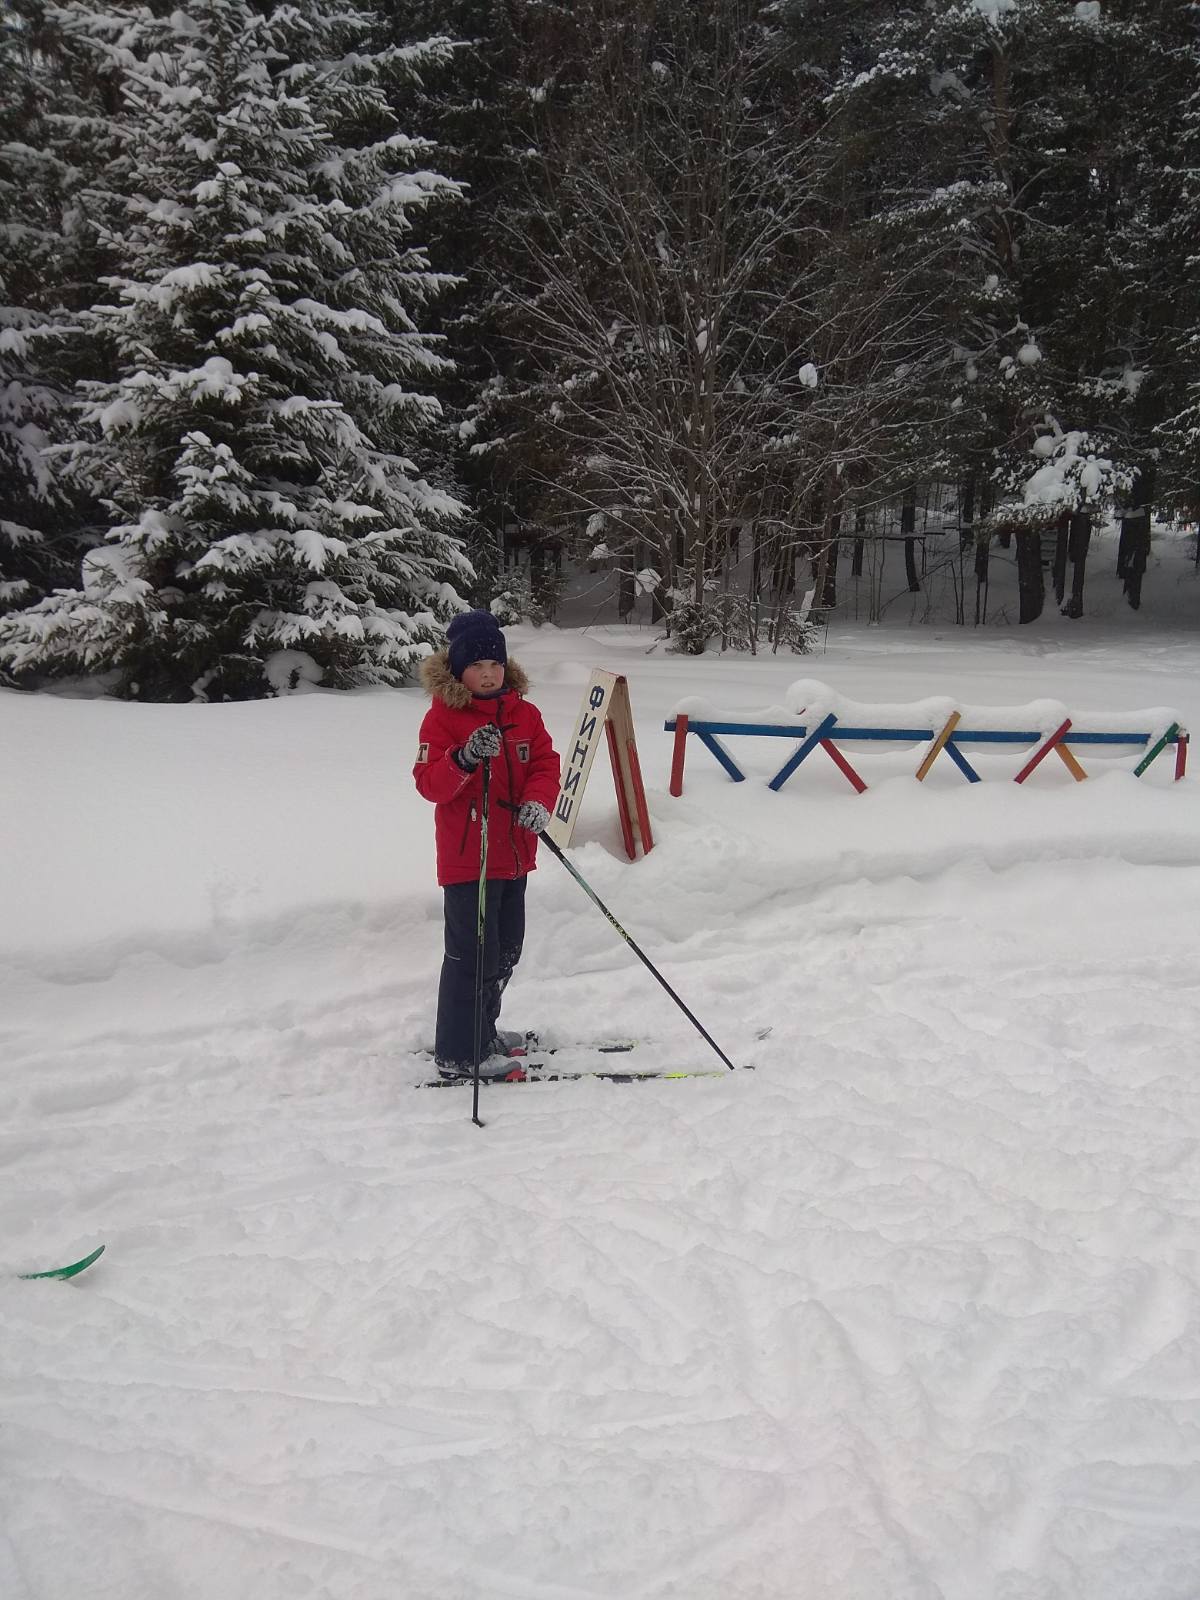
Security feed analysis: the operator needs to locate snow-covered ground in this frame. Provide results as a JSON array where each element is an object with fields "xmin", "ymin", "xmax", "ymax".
[{"xmin": 4, "ymin": 564, "xmax": 1200, "ymax": 1598}]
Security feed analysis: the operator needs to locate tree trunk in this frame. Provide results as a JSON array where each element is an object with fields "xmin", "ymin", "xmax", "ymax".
[
  {"xmin": 851, "ymin": 507, "xmax": 865, "ymax": 577},
  {"xmin": 1117, "ymin": 467, "xmax": 1154, "ymax": 609},
  {"xmin": 1015, "ymin": 528, "xmax": 1044, "ymax": 622},
  {"xmin": 902, "ymin": 486, "xmax": 920, "ymax": 592},
  {"xmin": 1120, "ymin": 512, "xmax": 1151, "ymax": 609},
  {"xmin": 960, "ymin": 475, "xmax": 976, "ymax": 553},
  {"xmin": 812, "ymin": 471, "xmax": 840, "ymax": 611},
  {"xmin": 1063, "ymin": 511, "xmax": 1091, "ymax": 618},
  {"xmin": 773, "ymin": 539, "xmax": 794, "ymax": 596},
  {"xmin": 618, "ymin": 564, "xmax": 636, "ymax": 618},
  {"xmin": 1052, "ymin": 511, "xmax": 1070, "ymax": 604},
  {"xmin": 825, "ymin": 518, "xmax": 839, "ymax": 610},
  {"xmin": 650, "ymin": 511, "xmax": 671, "ymax": 623},
  {"xmin": 974, "ymin": 534, "xmax": 990, "ymax": 625},
  {"xmin": 746, "ymin": 528, "xmax": 761, "ymax": 654},
  {"xmin": 1115, "ymin": 517, "xmax": 1131, "ymax": 579}
]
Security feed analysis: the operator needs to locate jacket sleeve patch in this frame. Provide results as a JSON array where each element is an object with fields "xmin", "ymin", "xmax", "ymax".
[{"xmin": 416, "ymin": 742, "xmax": 430, "ymax": 764}]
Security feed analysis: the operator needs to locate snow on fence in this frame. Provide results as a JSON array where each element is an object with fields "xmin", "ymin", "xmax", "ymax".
[{"xmin": 665, "ymin": 679, "xmax": 1189, "ymax": 795}]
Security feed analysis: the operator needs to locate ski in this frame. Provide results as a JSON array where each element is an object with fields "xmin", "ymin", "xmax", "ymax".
[
  {"xmin": 506, "ymin": 1037, "xmax": 637, "ymax": 1057},
  {"xmin": 18, "ymin": 1244, "xmax": 106, "ymax": 1281},
  {"xmin": 419, "ymin": 1062, "xmax": 748, "ymax": 1088}
]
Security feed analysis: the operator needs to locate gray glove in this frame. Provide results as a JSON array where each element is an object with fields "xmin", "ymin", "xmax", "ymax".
[
  {"xmin": 515, "ymin": 800, "xmax": 550, "ymax": 834},
  {"xmin": 460, "ymin": 723, "xmax": 502, "ymax": 767}
]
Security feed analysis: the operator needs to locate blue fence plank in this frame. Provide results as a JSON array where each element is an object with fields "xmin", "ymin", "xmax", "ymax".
[
  {"xmin": 812, "ymin": 726, "xmax": 936, "ymax": 742},
  {"xmin": 1050, "ymin": 731, "xmax": 1153, "ymax": 747},
  {"xmin": 697, "ymin": 731, "xmax": 746, "ymax": 783},
  {"xmin": 665, "ymin": 720, "xmax": 808, "ymax": 739},
  {"xmin": 944, "ymin": 742, "xmax": 982, "ymax": 783},
  {"xmin": 768, "ymin": 713, "xmax": 839, "ymax": 792}
]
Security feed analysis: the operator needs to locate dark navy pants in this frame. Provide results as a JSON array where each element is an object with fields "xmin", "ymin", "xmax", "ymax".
[{"xmin": 435, "ymin": 875, "xmax": 528, "ymax": 1065}]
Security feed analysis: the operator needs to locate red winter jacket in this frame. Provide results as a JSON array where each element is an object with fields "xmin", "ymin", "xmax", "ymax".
[{"xmin": 414, "ymin": 652, "xmax": 561, "ymax": 886}]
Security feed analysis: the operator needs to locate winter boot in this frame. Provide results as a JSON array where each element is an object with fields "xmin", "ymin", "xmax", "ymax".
[
  {"xmin": 490, "ymin": 1028, "xmax": 532, "ymax": 1055},
  {"xmin": 435, "ymin": 1052, "xmax": 519, "ymax": 1082}
]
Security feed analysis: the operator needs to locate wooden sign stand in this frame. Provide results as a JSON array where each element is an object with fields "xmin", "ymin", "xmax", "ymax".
[{"xmin": 547, "ymin": 669, "xmax": 654, "ymax": 860}]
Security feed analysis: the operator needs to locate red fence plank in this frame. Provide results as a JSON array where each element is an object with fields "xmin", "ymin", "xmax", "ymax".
[
  {"xmin": 821, "ymin": 739, "xmax": 868, "ymax": 793},
  {"xmin": 669, "ymin": 713, "xmax": 689, "ymax": 797},
  {"xmin": 1014, "ymin": 719, "xmax": 1073, "ymax": 784}
]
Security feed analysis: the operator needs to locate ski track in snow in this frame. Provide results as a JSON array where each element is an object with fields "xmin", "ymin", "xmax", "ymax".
[{"xmin": 5, "ymin": 624, "xmax": 1200, "ymax": 1598}]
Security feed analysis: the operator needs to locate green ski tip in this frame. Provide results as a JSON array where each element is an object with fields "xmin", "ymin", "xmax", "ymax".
[{"xmin": 19, "ymin": 1244, "xmax": 106, "ymax": 1281}]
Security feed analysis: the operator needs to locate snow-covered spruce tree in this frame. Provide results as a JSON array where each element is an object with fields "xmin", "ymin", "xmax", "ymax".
[
  {"xmin": 0, "ymin": 0, "xmax": 108, "ymax": 638},
  {"xmin": 0, "ymin": 0, "xmax": 469, "ymax": 700}
]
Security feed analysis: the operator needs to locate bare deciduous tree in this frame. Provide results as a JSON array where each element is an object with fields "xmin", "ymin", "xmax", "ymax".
[{"xmin": 493, "ymin": 0, "xmax": 964, "ymax": 648}]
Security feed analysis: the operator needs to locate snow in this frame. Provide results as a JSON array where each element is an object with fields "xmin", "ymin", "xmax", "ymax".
[
  {"xmin": 97, "ymin": 396, "xmax": 141, "ymax": 434},
  {"xmin": 263, "ymin": 649, "xmax": 324, "ymax": 695},
  {"xmin": 292, "ymin": 527, "xmax": 350, "ymax": 572},
  {"xmin": 1022, "ymin": 429, "xmax": 1114, "ymax": 512},
  {"xmin": 972, "ymin": 0, "xmax": 1017, "ymax": 25},
  {"xmin": 0, "ymin": 518, "xmax": 39, "ymax": 546},
  {"xmin": 5, "ymin": 597, "xmax": 1200, "ymax": 1598},
  {"xmin": 81, "ymin": 541, "xmax": 157, "ymax": 597}
]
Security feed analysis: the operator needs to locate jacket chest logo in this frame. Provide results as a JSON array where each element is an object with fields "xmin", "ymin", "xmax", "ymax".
[{"xmin": 516, "ymin": 741, "xmax": 530, "ymax": 762}]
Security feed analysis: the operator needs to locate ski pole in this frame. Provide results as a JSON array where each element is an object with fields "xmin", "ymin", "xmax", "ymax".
[
  {"xmin": 538, "ymin": 830, "xmax": 736, "ymax": 1071},
  {"xmin": 471, "ymin": 755, "xmax": 491, "ymax": 1128}
]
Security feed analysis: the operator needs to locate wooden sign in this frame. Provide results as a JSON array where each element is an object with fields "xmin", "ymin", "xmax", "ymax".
[{"xmin": 547, "ymin": 669, "xmax": 654, "ymax": 860}]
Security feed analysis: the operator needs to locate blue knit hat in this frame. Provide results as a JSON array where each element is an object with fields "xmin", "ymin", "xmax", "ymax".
[{"xmin": 446, "ymin": 609, "xmax": 507, "ymax": 681}]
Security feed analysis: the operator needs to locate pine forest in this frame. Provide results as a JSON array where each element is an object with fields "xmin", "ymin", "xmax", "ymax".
[{"xmin": 2, "ymin": 0, "xmax": 1199, "ymax": 698}]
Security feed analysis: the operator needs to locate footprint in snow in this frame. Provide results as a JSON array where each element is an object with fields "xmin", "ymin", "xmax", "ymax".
[{"xmin": 29, "ymin": 1072, "xmax": 136, "ymax": 1115}]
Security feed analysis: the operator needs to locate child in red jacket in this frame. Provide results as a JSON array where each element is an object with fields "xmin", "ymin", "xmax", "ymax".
[{"xmin": 414, "ymin": 611, "xmax": 561, "ymax": 1077}]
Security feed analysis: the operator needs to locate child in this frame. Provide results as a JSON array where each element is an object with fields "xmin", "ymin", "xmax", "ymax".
[{"xmin": 414, "ymin": 611, "xmax": 561, "ymax": 1078}]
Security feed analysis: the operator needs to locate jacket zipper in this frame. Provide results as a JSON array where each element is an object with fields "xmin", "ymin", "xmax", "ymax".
[
  {"xmin": 503, "ymin": 733, "xmax": 522, "ymax": 875},
  {"xmin": 457, "ymin": 701, "xmax": 521, "ymax": 878}
]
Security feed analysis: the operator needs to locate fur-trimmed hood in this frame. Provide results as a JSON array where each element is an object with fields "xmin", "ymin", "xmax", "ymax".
[{"xmin": 419, "ymin": 649, "xmax": 530, "ymax": 711}]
